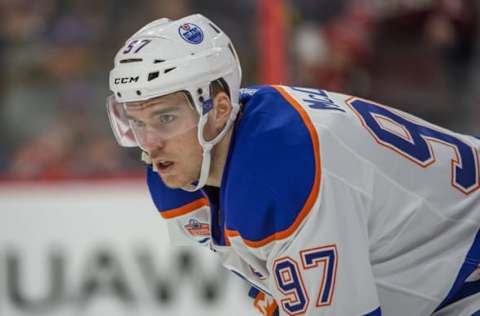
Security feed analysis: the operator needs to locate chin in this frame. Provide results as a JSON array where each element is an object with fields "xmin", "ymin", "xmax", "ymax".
[
  {"xmin": 159, "ymin": 173, "xmax": 192, "ymax": 190},
  {"xmin": 160, "ymin": 177, "xmax": 183, "ymax": 189}
]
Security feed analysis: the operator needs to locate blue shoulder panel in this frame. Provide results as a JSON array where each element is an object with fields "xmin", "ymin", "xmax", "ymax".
[
  {"xmin": 146, "ymin": 166, "xmax": 206, "ymax": 217},
  {"xmin": 223, "ymin": 86, "xmax": 319, "ymax": 246}
]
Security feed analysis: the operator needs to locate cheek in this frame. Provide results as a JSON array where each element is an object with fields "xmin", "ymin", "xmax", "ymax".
[
  {"xmin": 203, "ymin": 120, "xmax": 219, "ymax": 142},
  {"xmin": 177, "ymin": 131, "xmax": 202, "ymax": 162}
]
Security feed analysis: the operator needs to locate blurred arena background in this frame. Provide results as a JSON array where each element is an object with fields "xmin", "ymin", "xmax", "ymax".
[{"xmin": 0, "ymin": 0, "xmax": 479, "ymax": 315}]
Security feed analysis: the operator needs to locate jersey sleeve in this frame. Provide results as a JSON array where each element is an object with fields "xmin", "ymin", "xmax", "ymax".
[{"xmin": 146, "ymin": 166, "xmax": 211, "ymax": 245}]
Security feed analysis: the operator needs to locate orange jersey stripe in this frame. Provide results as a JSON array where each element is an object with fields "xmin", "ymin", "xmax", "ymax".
[
  {"xmin": 225, "ymin": 85, "xmax": 322, "ymax": 248},
  {"xmin": 160, "ymin": 197, "xmax": 210, "ymax": 219},
  {"xmin": 253, "ymin": 291, "xmax": 279, "ymax": 316}
]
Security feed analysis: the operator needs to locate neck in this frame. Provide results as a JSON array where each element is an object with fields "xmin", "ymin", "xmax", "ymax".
[{"xmin": 206, "ymin": 127, "xmax": 233, "ymax": 187}]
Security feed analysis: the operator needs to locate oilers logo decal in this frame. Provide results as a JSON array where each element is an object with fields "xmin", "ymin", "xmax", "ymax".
[
  {"xmin": 178, "ymin": 23, "xmax": 204, "ymax": 44},
  {"xmin": 184, "ymin": 218, "xmax": 210, "ymax": 237}
]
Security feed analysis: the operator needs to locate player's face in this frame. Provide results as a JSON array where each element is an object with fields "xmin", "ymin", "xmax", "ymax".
[{"xmin": 125, "ymin": 92, "xmax": 203, "ymax": 188}]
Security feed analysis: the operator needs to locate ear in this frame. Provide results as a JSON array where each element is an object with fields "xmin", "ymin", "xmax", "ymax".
[{"xmin": 210, "ymin": 91, "xmax": 232, "ymax": 130}]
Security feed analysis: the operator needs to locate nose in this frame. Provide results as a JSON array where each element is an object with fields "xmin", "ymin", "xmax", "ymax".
[{"xmin": 139, "ymin": 128, "xmax": 166, "ymax": 152}]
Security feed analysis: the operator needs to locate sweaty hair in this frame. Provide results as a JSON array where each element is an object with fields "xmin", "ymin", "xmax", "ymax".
[
  {"xmin": 184, "ymin": 78, "xmax": 230, "ymax": 109},
  {"xmin": 210, "ymin": 78, "xmax": 230, "ymax": 98}
]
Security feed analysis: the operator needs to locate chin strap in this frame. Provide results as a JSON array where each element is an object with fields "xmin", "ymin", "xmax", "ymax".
[
  {"xmin": 182, "ymin": 141, "xmax": 212, "ymax": 192},
  {"xmin": 182, "ymin": 100, "xmax": 239, "ymax": 192}
]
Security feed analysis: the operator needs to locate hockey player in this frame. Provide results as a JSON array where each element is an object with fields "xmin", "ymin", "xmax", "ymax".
[{"xmin": 106, "ymin": 14, "xmax": 480, "ymax": 315}]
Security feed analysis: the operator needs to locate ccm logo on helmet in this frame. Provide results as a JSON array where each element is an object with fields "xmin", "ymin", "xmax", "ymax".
[{"xmin": 114, "ymin": 76, "xmax": 140, "ymax": 84}]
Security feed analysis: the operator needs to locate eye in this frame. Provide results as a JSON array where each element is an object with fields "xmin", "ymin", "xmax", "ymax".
[
  {"xmin": 130, "ymin": 118, "xmax": 145, "ymax": 128},
  {"xmin": 156, "ymin": 114, "xmax": 175, "ymax": 124}
]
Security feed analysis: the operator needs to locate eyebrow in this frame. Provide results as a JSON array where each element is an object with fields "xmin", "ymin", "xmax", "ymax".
[{"xmin": 126, "ymin": 105, "xmax": 180, "ymax": 121}]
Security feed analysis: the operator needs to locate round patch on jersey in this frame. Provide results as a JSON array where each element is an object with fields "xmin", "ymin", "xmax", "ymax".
[{"xmin": 178, "ymin": 23, "xmax": 204, "ymax": 44}]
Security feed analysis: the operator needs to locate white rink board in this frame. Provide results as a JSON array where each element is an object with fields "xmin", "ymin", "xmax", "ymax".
[{"xmin": 0, "ymin": 180, "xmax": 257, "ymax": 316}]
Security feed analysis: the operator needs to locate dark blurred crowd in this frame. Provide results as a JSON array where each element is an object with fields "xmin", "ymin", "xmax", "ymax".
[
  {"xmin": 0, "ymin": 0, "xmax": 478, "ymax": 180},
  {"xmin": 290, "ymin": 0, "xmax": 479, "ymax": 130}
]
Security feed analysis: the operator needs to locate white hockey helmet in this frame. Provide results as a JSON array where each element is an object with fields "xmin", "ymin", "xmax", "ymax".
[{"xmin": 106, "ymin": 14, "xmax": 242, "ymax": 191}]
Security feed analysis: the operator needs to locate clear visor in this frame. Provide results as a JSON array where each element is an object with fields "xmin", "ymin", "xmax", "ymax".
[{"xmin": 106, "ymin": 92, "xmax": 199, "ymax": 149}]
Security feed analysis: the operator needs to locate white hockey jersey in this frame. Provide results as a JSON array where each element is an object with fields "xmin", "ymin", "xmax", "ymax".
[{"xmin": 147, "ymin": 85, "xmax": 480, "ymax": 316}]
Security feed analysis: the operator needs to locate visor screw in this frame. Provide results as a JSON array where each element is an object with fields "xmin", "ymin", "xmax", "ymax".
[
  {"xmin": 197, "ymin": 88, "xmax": 203, "ymax": 95},
  {"xmin": 136, "ymin": 90, "xmax": 142, "ymax": 96},
  {"xmin": 116, "ymin": 92, "xmax": 122, "ymax": 97}
]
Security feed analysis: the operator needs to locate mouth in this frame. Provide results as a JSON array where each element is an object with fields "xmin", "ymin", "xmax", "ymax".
[{"xmin": 154, "ymin": 160, "xmax": 175, "ymax": 173}]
